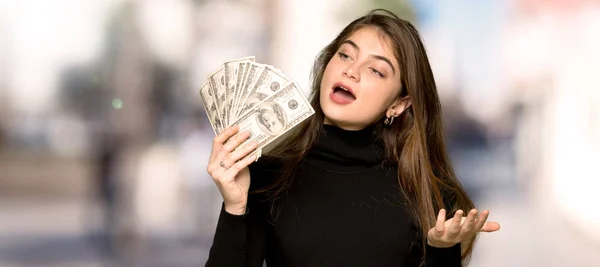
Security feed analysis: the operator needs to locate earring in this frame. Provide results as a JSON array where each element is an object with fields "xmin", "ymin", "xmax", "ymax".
[{"xmin": 384, "ymin": 116, "xmax": 394, "ymax": 126}]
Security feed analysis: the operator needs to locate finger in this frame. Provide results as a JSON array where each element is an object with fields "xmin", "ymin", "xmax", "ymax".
[
  {"xmin": 216, "ymin": 125, "xmax": 240, "ymax": 143},
  {"xmin": 222, "ymin": 141, "xmax": 259, "ymax": 169},
  {"xmin": 473, "ymin": 209, "xmax": 490, "ymax": 231},
  {"xmin": 208, "ymin": 131, "xmax": 246, "ymax": 175},
  {"xmin": 217, "ymin": 130, "xmax": 251, "ymax": 162},
  {"xmin": 447, "ymin": 210, "xmax": 463, "ymax": 237},
  {"xmin": 481, "ymin": 221, "xmax": 501, "ymax": 232},
  {"xmin": 210, "ymin": 147, "xmax": 257, "ymax": 184},
  {"xmin": 435, "ymin": 209, "xmax": 446, "ymax": 233},
  {"xmin": 207, "ymin": 152, "xmax": 233, "ymax": 181},
  {"xmin": 207, "ymin": 154, "xmax": 229, "ymax": 176},
  {"xmin": 226, "ymin": 150, "xmax": 258, "ymax": 174},
  {"xmin": 211, "ymin": 125, "xmax": 240, "ymax": 161},
  {"xmin": 461, "ymin": 209, "xmax": 478, "ymax": 233},
  {"xmin": 223, "ymin": 131, "xmax": 251, "ymax": 152}
]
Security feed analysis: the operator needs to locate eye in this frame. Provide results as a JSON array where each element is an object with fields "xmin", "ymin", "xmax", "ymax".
[
  {"xmin": 369, "ymin": 67, "xmax": 384, "ymax": 78},
  {"xmin": 338, "ymin": 52, "xmax": 350, "ymax": 60}
]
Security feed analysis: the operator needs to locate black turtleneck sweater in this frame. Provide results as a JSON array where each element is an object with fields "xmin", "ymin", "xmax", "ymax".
[{"xmin": 206, "ymin": 125, "xmax": 462, "ymax": 267}]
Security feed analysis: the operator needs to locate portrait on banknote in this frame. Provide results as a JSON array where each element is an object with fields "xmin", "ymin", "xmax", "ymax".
[{"xmin": 255, "ymin": 101, "xmax": 286, "ymax": 136}]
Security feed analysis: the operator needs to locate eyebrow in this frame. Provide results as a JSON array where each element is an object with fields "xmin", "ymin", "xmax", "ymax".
[{"xmin": 341, "ymin": 39, "xmax": 396, "ymax": 74}]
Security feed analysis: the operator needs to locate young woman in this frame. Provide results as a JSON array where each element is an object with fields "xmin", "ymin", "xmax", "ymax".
[{"xmin": 205, "ymin": 9, "xmax": 500, "ymax": 267}]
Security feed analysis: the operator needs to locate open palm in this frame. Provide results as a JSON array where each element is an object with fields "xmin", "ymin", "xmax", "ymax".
[{"xmin": 427, "ymin": 209, "xmax": 501, "ymax": 248}]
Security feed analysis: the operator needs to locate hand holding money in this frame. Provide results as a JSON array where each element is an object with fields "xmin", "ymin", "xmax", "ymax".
[
  {"xmin": 206, "ymin": 125, "xmax": 256, "ymax": 215},
  {"xmin": 201, "ymin": 56, "xmax": 315, "ymax": 214},
  {"xmin": 200, "ymin": 56, "xmax": 315, "ymax": 159}
]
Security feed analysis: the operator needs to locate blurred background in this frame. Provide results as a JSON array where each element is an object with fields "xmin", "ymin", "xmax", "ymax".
[{"xmin": 1, "ymin": 0, "xmax": 599, "ymax": 266}]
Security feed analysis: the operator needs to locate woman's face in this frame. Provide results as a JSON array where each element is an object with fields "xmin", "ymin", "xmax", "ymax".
[{"xmin": 320, "ymin": 26, "xmax": 403, "ymax": 130}]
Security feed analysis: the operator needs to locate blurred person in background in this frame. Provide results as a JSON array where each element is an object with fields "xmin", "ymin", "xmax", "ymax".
[
  {"xmin": 205, "ymin": 9, "xmax": 500, "ymax": 267},
  {"xmin": 91, "ymin": 128, "xmax": 122, "ymax": 261}
]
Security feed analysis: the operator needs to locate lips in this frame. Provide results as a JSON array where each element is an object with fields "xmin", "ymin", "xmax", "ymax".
[
  {"xmin": 330, "ymin": 82, "xmax": 356, "ymax": 104},
  {"xmin": 332, "ymin": 82, "xmax": 355, "ymax": 98}
]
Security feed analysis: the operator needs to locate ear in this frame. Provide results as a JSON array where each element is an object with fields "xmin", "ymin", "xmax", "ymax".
[{"xmin": 386, "ymin": 96, "xmax": 412, "ymax": 118}]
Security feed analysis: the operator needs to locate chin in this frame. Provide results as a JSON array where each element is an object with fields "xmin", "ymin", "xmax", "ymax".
[
  {"xmin": 322, "ymin": 112, "xmax": 345, "ymax": 126},
  {"xmin": 322, "ymin": 108, "xmax": 363, "ymax": 130},
  {"xmin": 320, "ymin": 99, "xmax": 343, "ymax": 121}
]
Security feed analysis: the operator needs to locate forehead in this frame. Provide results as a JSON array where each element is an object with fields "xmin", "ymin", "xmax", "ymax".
[{"xmin": 343, "ymin": 27, "xmax": 397, "ymax": 63}]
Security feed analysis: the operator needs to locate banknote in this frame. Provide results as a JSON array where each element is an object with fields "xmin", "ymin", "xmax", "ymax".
[
  {"xmin": 199, "ymin": 81, "xmax": 223, "ymax": 134},
  {"xmin": 199, "ymin": 57, "xmax": 315, "ymax": 159},
  {"xmin": 236, "ymin": 65, "xmax": 292, "ymax": 119},
  {"xmin": 208, "ymin": 67, "xmax": 227, "ymax": 127},
  {"xmin": 224, "ymin": 56, "xmax": 254, "ymax": 126},
  {"xmin": 235, "ymin": 62, "xmax": 266, "ymax": 119},
  {"xmin": 232, "ymin": 62, "xmax": 249, "ymax": 125},
  {"xmin": 229, "ymin": 82, "xmax": 314, "ymax": 158}
]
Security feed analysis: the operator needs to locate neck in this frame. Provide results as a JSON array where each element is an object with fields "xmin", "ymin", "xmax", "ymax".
[
  {"xmin": 323, "ymin": 118, "xmax": 371, "ymax": 131},
  {"xmin": 305, "ymin": 123, "xmax": 385, "ymax": 171}
]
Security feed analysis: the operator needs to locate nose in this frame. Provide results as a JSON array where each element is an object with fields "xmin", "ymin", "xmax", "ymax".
[{"xmin": 342, "ymin": 64, "xmax": 360, "ymax": 81}]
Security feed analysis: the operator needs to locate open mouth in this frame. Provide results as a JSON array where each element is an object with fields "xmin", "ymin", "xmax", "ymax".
[{"xmin": 332, "ymin": 84, "xmax": 356, "ymax": 101}]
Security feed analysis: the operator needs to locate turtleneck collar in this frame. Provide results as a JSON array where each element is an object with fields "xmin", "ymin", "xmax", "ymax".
[{"xmin": 306, "ymin": 124, "xmax": 386, "ymax": 171}]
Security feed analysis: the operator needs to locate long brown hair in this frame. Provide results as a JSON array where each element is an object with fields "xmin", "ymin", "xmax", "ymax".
[{"xmin": 257, "ymin": 9, "xmax": 476, "ymax": 264}]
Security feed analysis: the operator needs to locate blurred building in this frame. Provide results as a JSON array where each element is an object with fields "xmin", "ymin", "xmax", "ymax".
[
  {"xmin": 1, "ymin": 0, "xmax": 599, "ymax": 266},
  {"xmin": 505, "ymin": 0, "xmax": 600, "ymax": 243}
]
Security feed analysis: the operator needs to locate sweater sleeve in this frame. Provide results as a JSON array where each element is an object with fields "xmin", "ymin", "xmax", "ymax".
[
  {"xmin": 405, "ymin": 187, "xmax": 464, "ymax": 267},
  {"xmin": 420, "ymin": 187, "xmax": 463, "ymax": 266},
  {"xmin": 404, "ymin": 239, "xmax": 462, "ymax": 267},
  {"xmin": 205, "ymin": 157, "xmax": 279, "ymax": 267},
  {"xmin": 205, "ymin": 201, "xmax": 267, "ymax": 267},
  {"xmin": 424, "ymin": 243, "xmax": 462, "ymax": 267}
]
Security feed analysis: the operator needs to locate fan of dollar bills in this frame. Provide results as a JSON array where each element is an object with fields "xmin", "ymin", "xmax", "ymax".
[{"xmin": 199, "ymin": 56, "xmax": 315, "ymax": 156}]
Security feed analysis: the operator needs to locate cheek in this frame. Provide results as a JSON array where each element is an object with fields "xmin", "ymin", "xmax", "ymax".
[
  {"xmin": 319, "ymin": 66, "xmax": 335, "ymax": 98},
  {"xmin": 320, "ymin": 57, "xmax": 347, "ymax": 91},
  {"xmin": 360, "ymin": 83, "xmax": 399, "ymax": 111},
  {"xmin": 320, "ymin": 62, "xmax": 335, "ymax": 87}
]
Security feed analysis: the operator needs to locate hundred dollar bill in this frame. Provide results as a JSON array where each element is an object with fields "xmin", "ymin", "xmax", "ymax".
[
  {"xmin": 235, "ymin": 62, "xmax": 265, "ymax": 120},
  {"xmin": 230, "ymin": 82, "xmax": 315, "ymax": 160},
  {"xmin": 224, "ymin": 56, "xmax": 255, "ymax": 126},
  {"xmin": 232, "ymin": 62, "xmax": 249, "ymax": 125},
  {"xmin": 236, "ymin": 65, "xmax": 292, "ymax": 119},
  {"xmin": 199, "ymin": 81, "xmax": 223, "ymax": 134},
  {"xmin": 208, "ymin": 67, "xmax": 228, "ymax": 127}
]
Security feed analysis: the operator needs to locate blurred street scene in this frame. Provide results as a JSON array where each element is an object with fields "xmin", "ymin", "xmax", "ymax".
[{"xmin": 1, "ymin": 0, "xmax": 599, "ymax": 266}]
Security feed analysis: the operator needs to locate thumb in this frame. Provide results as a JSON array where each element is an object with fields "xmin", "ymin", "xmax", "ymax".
[{"xmin": 480, "ymin": 221, "xmax": 501, "ymax": 232}]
